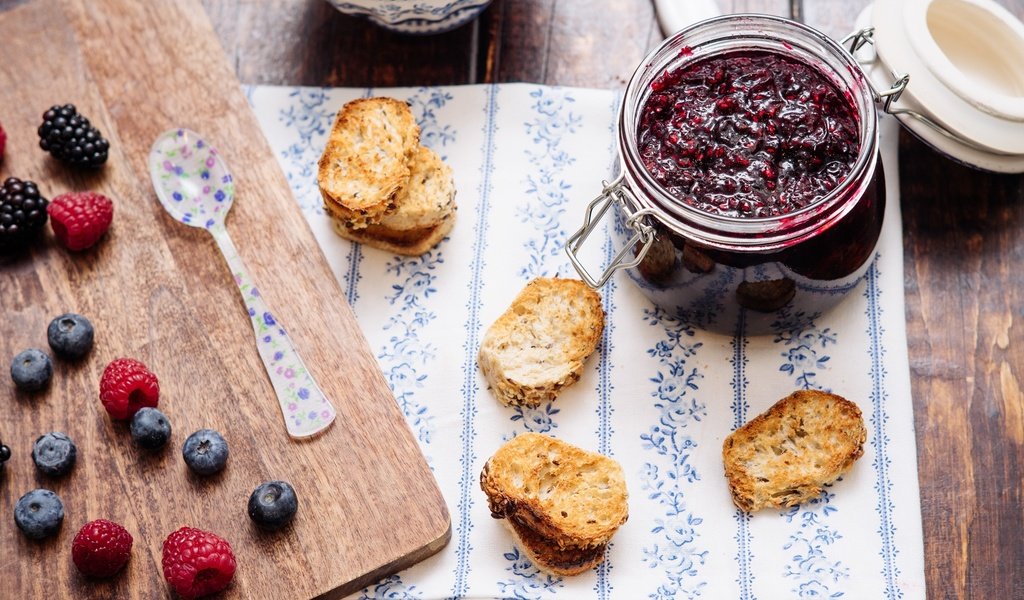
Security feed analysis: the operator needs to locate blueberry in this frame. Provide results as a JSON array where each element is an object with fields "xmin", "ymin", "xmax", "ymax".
[
  {"xmin": 182, "ymin": 429, "xmax": 228, "ymax": 475},
  {"xmin": 32, "ymin": 432, "xmax": 77, "ymax": 477},
  {"xmin": 247, "ymin": 480, "xmax": 298, "ymax": 531},
  {"xmin": 130, "ymin": 407, "xmax": 171, "ymax": 450},
  {"xmin": 14, "ymin": 488, "xmax": 64, "ymax": 539},
  {"xmin": 46, "ymin": 313, "xmax": 94, "ymax": 359},
  {"xmin": 10, "ymin": 348, "xmax": 52, "ymax": 391}
]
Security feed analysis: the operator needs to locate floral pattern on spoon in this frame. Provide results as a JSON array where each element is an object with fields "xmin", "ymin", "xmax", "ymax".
[{"xmin": 149, "ymin": 128, "xmax": 336, "ymax": 438}]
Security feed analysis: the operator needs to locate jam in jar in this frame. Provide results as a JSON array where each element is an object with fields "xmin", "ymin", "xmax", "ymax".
[{"xmin": 566, "ymin": 15, "xmax": 885, "ymax": 334}]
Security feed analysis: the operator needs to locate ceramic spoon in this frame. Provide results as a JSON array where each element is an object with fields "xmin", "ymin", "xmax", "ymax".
[{"xmin": 148, "ymin": 128, "xmax": 336, "ymax": 439}]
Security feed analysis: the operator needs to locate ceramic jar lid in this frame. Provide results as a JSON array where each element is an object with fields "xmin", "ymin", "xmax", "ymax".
[{"xmin": 860, "ymin": 0, "xmax": 1024, "ymax": 172}]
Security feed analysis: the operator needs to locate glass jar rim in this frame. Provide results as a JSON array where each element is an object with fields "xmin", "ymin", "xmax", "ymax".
[{"xmin": 618, "ymin": 14, "xmax": 880, "ymax": 251}]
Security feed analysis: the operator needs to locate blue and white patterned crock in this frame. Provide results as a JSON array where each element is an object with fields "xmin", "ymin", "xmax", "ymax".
[{"xmin": 326, "ymin": 0, "xmax": 492, "ymax": 34}]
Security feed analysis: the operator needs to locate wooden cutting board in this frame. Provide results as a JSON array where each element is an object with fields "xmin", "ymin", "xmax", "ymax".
[{"xmin": 0, "ymin": 0, "xmax": 450, "ymax": 598}]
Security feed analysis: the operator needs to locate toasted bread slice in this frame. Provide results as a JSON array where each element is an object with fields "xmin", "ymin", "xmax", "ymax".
[
  {"xmin": 328, "ymin": 211, "xmax": 455, "ymax": 256},
  {"xmin": 317, "ymin": 97, "xmax": 420, "ymax": 229},
  {"xmin": 503, "ymin": 518, "xmax": 606, "ymax": 576},
  {"xmin": 325, "ymin": 144, "xmax": 457, "ymax": 256},
  {"xmin": 478, "ymin": 278, "xmax": 604, "ymax": 408},
  {"xmin": 722, "ymin": 390, "xmax": 866, "ymax": 512},
  {"xmin": 480, "ymin": 433, "xmax": 628, "ymax": 550},
  {"xmin": 378, "ymin": 145, "xmax": 456, "ymax": 230}
]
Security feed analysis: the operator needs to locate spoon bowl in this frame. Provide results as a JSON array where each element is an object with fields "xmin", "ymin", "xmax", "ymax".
[{"xmin": 148, "ymin": 128, "xmax": 236, "ymax": 229}]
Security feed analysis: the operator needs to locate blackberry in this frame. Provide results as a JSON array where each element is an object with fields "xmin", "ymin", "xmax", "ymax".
[
  {"xmin": 38, "ymin": 104, "xmax": 109, "ymax": 168},
  {"xmin": 0, "ymin": 177, "xmax": 48, "ymax": 252},
  {"xmin": 0, "ymin": 442, "xmax": 10, "ymax": 476}
]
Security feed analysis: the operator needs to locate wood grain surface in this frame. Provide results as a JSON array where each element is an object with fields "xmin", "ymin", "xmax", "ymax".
[
  {"xmin": 1, "ymin": 0, "xmax": 1022, "ymax": 598},
  {"xmin": 0, "ymin": 0, "xmax": 449, "ymax": 598}
]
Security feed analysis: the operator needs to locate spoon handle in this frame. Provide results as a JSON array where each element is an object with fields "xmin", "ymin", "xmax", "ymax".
[{"xmin": 210, "ymin": 226, "xmax": 336, "ymax": 439}]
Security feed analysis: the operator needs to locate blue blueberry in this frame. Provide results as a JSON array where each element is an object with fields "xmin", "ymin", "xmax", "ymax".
[
  {"xmin": 47, "ymin": 313, "xmax": 94, "ymax": 359},
  {"xmin": 10, "ymin": 348, "xmax": 52, "ymax": 391},
  {"xmin": 14, "ymin": 488, "xmax": 64, "ymax": 539},
  {"xmin": 247, "ymin": 480, "xmax": 298, "ymax": 531},
  {"xmin": 32, "ymin": 432, "xmax": 77, "ymax": 477},
  {"xmin": 182, "ymin": 429, "xmax": 228, "ymax": 475},
  {"xmin": 130, "ymin": 407, "xmax": 172, "ymax": 450}
]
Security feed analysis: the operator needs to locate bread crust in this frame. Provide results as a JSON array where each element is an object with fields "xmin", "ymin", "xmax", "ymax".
[
  {"xmin": 722, "ymin": 390, "xmax": 866, "ymax": 512},
  {"xmin": 316, "ymin": 97, "xmax": 420, "ymax": 229},
  {"xmin": 502, "ymin": 518, "xmax": 606, "ymax": 576},
  {"xmin": 480, "ymin": 433, "xmax": 628, "ymax": 552},
  {"xmin": 478, "ymin": 278, "xmax": 604, "ymax": 408},
  {"xmin": 329, "ymin": 211, "xmax": 455, "ymax": 256}
]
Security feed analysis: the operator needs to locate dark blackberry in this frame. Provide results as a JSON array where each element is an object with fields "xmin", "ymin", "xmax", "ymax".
[
  {"xmin": 37, "ymin": 104, "xmax": 109, "ymax": 168},
  {"xmin": 0, "ymin": 177, "xmax": 48, "ymax": 252}
]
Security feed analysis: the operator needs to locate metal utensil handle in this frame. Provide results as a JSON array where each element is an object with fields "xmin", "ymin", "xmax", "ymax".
[
  {"xmin": 565, "ymin": 174, "xmax": 656, "ymax": 287},
  {"xmin": 210, "ymin": 226, "xmax": 336, "ymax": 439},
  {"xmin": 843, "ymin": 27, "xmax": 1012, "ymax": 156}
]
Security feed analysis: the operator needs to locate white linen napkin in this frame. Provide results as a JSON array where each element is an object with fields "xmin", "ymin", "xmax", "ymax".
[{"xmin": 248, "ymin": 83, "xmax": 925, "ymax": 600}]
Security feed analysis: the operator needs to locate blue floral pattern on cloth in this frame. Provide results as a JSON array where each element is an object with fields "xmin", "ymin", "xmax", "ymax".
[
  {"xmin": 773, "ymin": 307, "xmax": 837, "ymax": 391},
  {"xmin": 772, "ymin": 309, "xmax": 847, "ymax": 597},
  {"xmin": 640, "ymin": 307, "xmax": 708, "ymax": 599},
  {"xmin": 497, "ymin": 547, "xmax": 564, "ymax": 599},
  {"xmin": 247, "ymin": 84, "xmax": 924, "ymax": 600}
]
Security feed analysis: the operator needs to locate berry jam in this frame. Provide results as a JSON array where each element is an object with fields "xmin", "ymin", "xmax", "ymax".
[{"xmin": 637, "ymin": 50, "xmax": 860, "ymax": 218}]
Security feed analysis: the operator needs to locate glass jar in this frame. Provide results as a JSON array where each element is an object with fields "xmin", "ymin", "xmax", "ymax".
[{"xmin": 566, "ymin": 14, "xmax": 885, "ymax": 335}]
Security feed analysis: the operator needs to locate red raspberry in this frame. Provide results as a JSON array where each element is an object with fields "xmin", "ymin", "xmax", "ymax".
[
  {"xmin": 47, "ymin": 191, "xmax": 113, "ymax": 251},
  {"xmin": 0, "ymin": 122, "xmax": 6, "ymax": 161},
  {"xmin": 161, "ymin": 527, "xmax": 236, "ymax": 599},
  {"xmin": 72, "ymin": 519, "xmax": 133, "ymax": 578},
  {"xmin": 99, "ymin": 358, "xmax": 159, "ymax": 420}
]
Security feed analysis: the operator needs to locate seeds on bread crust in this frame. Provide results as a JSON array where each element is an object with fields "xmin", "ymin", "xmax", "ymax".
[
  {"xmin": 478, "ymin": 277, "xmax": 604, "ymax": 408},
  {"xmin": 722, "ymin": 390, "xmax": 866, "ymax": 512},
  {"xmin": 317, "ymin": 97, "xmax": 420, "ymax": 229}
]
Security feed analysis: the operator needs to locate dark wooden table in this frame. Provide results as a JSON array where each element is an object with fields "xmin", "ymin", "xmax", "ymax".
[
  {"xmin": 202, "ymin": 1, "xmax": 1024, "ymax": 597},
  {"xmin": 4, "ymin": 0, "xmax": 1021, "ymax": 596}
]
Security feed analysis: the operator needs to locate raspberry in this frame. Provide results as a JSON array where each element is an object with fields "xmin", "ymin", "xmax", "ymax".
[
  {"xmin": 99, "ymin": 358, "xmax": 160, "ymax": 420},
  {"xmin": 161, "ymin": 527, "xmax": 236, "ymax": 599},
  {"xmin": 47, "ymin": 191, "xmax": 113, "ymax": 251},
  {"xmin": 72, "ymin": 519, "xmax": 133, "ymax": 578},
  {"xmin": 0, "ymin": 122, "xmax": 6, "ymax": 161}
]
